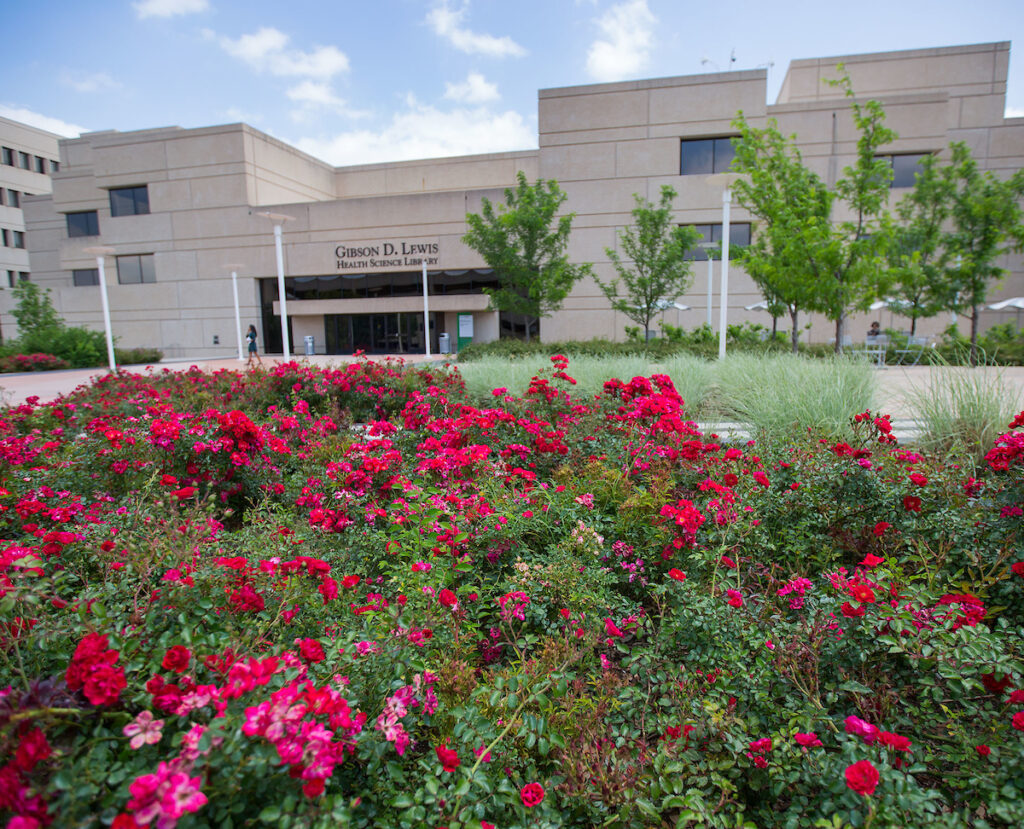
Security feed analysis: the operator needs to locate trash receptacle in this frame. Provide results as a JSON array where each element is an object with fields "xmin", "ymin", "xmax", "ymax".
[
  {"xmin": 439, "ymin": 333, "xmax": 451, "ymax": 355},
  {"xmin": 303, "ymin": 335, "xmax": 315, "ymax": 356}
]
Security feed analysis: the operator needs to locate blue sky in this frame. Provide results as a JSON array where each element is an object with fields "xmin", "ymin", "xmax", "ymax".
[{"xmin": 2, "ymin": 0, "xmax": 1022, "ymax": 166}]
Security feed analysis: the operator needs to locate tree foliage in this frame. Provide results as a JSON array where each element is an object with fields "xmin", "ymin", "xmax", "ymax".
[
  {"xmin": 731, "ymin": 70, "xmax": 896, "ymax": 352},
  {"xmin": 595, "ymin": 186, "xmax": 700, "ymax": 340},
  {"xmin": 462, "ymin": 172, "xmax": 592, "ymax": 335},
  {"xmin": 10, "ymin": 280, "xmax": 63, "ymax": 338}
]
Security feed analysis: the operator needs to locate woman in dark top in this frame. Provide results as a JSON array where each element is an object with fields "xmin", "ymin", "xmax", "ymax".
[{"xmin": 246, "ymin": 325, "xmax": 262, "ymax": 368}]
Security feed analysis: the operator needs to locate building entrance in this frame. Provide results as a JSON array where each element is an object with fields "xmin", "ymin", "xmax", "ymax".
[{"xmin": 324, "ymin": 312, "xmax": 437, "ymax": 354}]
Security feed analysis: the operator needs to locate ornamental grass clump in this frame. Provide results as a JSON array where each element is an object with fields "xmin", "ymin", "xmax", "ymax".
[{"xmin": 712, "ymin": 352, "xmax": 877, "ymax": 438}]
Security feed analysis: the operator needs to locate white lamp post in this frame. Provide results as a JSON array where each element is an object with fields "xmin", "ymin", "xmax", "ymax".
[
  {"xmin": 708, "ymin": 173, "xmax": 742, "ymax": 360},
  {"xmin": 82, "ymin": 246, "xmax": 116, "ymax": 373},
  {"xmin": 698, "ymin": 241, "xmax": 716, "ymax": 329},
  {"xmin": 223, "ymin": 263, "xmax": 245, "ymax": 362},
  {"xmin": 421, "ymin": 259, "xmax": 431, "ymax": 357},
  {"xmin": 256, "ymin": 212, "xmax": 295, "ymax": 358}
]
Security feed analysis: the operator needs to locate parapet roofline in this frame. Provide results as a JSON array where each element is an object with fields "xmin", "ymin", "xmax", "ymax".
[{"xmin": 540, "ymin": 68, "xmax": 768, "ymax": 98}]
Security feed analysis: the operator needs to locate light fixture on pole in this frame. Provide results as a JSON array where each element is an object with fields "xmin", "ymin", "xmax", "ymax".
[
  {"xmin": 421, "ymin": 259, "xmax": 431, "ymax": 357},
  {"xmin": 698, "ymin": 241, "xmax": 717, "ymax": 329},
  {"xmin": 707, "ymin": 173, "xmax": 742, "ymax": 360},
  {"xmin": 82, "ymin": 246, "xmax": 116, "ymax": 373},
  {"xmin": 223, "ymin": 263, "xmax": 245, "ymax": 362},
  {"xmin": 256, "ymin": 212, "xmax": 295, "ymax": 358}
]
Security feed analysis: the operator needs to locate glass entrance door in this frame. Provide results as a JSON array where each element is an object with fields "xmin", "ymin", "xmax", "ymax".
[{"xmin": 324, "ymin": 313, "xmax": 436, "ymax": 354}]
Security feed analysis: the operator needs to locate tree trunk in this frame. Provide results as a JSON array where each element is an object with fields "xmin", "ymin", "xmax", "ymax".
[
  {"xmin": 910, "ymin": 316, "xmax": 917, "ymax": 336},
  {"xmin": 771, "ymin": 315, "xmax": 778, "ymax": 338},
  {"xmin": 969, "ymin": 306, "xmax": 980, "ymax": 367},
  {"xmin": 834, "ymin": 315, "xmax": 845, "ymax": 354},
  {"xmin": 790, "ymin": 309, "xmax": 799, "ymax": 354}
]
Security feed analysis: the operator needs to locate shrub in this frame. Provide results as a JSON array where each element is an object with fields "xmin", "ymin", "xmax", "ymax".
[{"xmin": 0, "ymin": 352, "xmax": 71, "ymax": 372}]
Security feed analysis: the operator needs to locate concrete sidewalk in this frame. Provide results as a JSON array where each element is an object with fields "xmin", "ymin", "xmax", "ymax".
[{"xmin": 1, "ymin": 356, "xmax": 1023, "ymax": 422}]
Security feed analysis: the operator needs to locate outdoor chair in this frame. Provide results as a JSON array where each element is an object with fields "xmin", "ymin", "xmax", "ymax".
[
  {"xmin": 894, "ymin": 335, "xmax": 929, "ymax": 366},
  {"xmin": 856, "ymin": 335, "xmax": 888, "ymax": 368}
]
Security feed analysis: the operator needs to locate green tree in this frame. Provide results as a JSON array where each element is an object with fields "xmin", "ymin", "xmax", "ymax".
[
  {"xmin": 885, "ymin": 153, "xmax": 958, "ymax": 336},
  {"xmin": 11, "ymin": 280, "xmax": 63, "ymax": 338},
  {"xmin": 731, "ymin": 70, "xmax": 896, "ymax": 352},
  {"xmin": 462, "ymin": 171, "xmax": 592, "ymax": 339},
  {"xmin": 942, "ymin": 142, "xmax": 1024, "ymax": 365},
  {"xmin": 595, "ymin": 186, "xmax": 700, "ymax": 341}
]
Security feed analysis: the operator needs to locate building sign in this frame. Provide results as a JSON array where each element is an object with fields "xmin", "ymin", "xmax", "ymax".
[
  {"xmin": 458, "ymin": 314, "xmax": 474, "ymax": 338},
  {"xmin": 335, "ymin": 239, "xmax": 440, "ymax": 271}
]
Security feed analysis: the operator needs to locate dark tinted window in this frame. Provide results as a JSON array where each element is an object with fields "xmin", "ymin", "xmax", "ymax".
[
  {"xmin": 34, "ymin": 156, "xmax": 46, "ymax": 174},
  {"xmin": 1, "ymin": 147, "xmax": 12, "ymax": 166},
  {"xmin": 51, "ymin": 160, "xmax": 60, "ymax": 172},
  {"xmin": 109, "ymin": 186, "xmax": 150, "ymax": 217},
  {"xmin": 116, "ymin": 254, "xmax": 156, "ymax": 284},
  {"xmin": 12, "ymin": 231, "xmax": 25, "ymax": 249},
  {"xmin": 682, "ymin": 223, "xmax": 752, "ymax": 260},
  {"xmin": 681, "ymin": 137, "xmax": 737, "ymax": 175},
  {"xmin": 66, "ymin": 211, "xmax": 100, "ymax": 237},
  {"xmin": 18, "ymin": 152, "xmax": 30, "ymax": 170},
  {"xmin": 876, "ymin": 153, "xmax": 930, "ymax": 188},
  {"xmin": 73, "ymin": 268, "xmax": 99, "ymax": 286},
  {"xmin": 7, "ymin": 189, "xmax": 19, "ymax": 208}
]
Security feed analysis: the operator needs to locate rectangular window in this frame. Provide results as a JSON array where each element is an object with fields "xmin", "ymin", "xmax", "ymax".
[
  {"xmin": 1, "ymin": 229, "xmax": 7, "ymax": 247},
  {"xmin": 51, "ymin": 160, "xmax": 60, "ymax": 172},
  {"xmin": 12, "ymin": 231, "xmax": 25, "ymax": 249},
  {"xmin": 681, "ymin": 137, "xmax": 737, "ymax": 175},
  {"xmin": 1, "ymin": 147, "xmax": 13, "ymax": 166},
  {"xmin": 0, "ymin": 189, "xmax": 3, "ymax": 206},
  {"xmin": 116, "ymin": 253, "xmax": 156, "ymax": 284},
  {"xmin": 66, "ymin": 211, "xmax": 100, "ymax": 238},
  {"xmin": 18, "ymin": 152, "xmax": 30, "ymax": 170},
  {"xmin": 876, "ymin": 153, "xmax": 930, "ymax": 188},
  {"xmin": 109, "ymin": 185, "xmax": 150, "ymax": 217},
  {"xmin": 7, "ymin": 190, "xmax": 19, "ymax": 208},
  {"xmin": 72, "ymin": 268, "xmax": 99, "ymax": 286},
  {"xmin": 682, "ymin": 222, "xmax": 752, "ymax": 260},
  {"xmin": 6, "ymin": 271, "xmax": 14, "ymax": 288},
  {"xmin": 34, "ymin": 156, "xmax": 46, "ymax": 174},
  {"xmin": 19, "ymin": 272, "xmax": 29, "ymax": 282}
]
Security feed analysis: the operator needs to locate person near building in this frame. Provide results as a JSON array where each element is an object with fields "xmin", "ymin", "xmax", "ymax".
[
  {"xmin": 246, "ymin": 324, "xmax": 262, "ymax": 368},
  {"xmin": 867, "ymin": 321, "xmax": 881, "ymax": 340}
]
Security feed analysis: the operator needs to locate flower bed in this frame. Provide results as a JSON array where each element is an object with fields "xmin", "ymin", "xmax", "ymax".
[{"xmin": 1, "ymin": 357, "xmax": 1022, "ymax": 828}]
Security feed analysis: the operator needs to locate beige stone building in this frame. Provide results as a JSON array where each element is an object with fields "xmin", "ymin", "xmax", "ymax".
[
  {"xmin": 0, "ymin": 116, "xmax": 61, "ymax": 340},
  {"xmin": 6, "ymin": 41, "xmax": 1023, "ymax": 359}
]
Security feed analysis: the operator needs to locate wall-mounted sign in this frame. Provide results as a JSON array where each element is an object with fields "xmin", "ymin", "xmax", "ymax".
[
  {"xmin": 458, "ymin": 314, "xmax": 474, "ymax": 337},
  {"xmin": 335, "ymin": 239, "xmax": 440, "ymax": 271}
]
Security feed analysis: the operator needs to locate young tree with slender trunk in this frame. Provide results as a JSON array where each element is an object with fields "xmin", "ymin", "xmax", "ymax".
[
  {"xmin": 462, "ymin": 171, "xmax": 592, "ymax": 340},
  {"xmin": 731, "ymin": 71, "xmax": 896, "ymax": 353},
  {"xmin": 595, "ymin": 186, "xmax": 701, "ymax": 341}
]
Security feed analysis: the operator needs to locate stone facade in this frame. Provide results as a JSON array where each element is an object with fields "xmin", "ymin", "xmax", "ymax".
[
  {"xmin": 0, "ymin": 116, "xmax": 60, "ymax": 340},
  {"xmin": 6, "ymin": 41, "xmax": 1023, "ymax": 358}
]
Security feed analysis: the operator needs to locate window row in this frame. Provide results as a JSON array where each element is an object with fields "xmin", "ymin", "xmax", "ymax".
[
  {"xmin": 681, "ymin": 223, "xmax": 752, "ymax": 260},
  {"xmin": 263, "ymin": 269, "xmax": 501, "ymax": 302},
  {"xmin": 0, "ymin": 147, "xmax": 59, "ymax": 173},
  {"xmin": 70, "ymin": 254, "xmax": 155, "ymax": 286},
  {"xmin": 0, "ymin": 229, "xmax": 25, "ymax": 248},
  {"xmin": 62, "ymin": 185, "xmax": 150, "ymax": 239},
  {"xmin": 0, "ymin": 188, "xmax": 33, "ymax": 208},
  {"xmin": 6, "ymin": 271, "xmax": 29, "ymax": 288}
]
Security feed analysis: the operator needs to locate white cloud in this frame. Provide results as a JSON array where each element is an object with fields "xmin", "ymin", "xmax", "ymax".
[
  {"xmin": 1006, "ymin": 106, "xmax": 1024, "ymax": 119},
  {"xmin": 287, "ymin": 80, "xmax": 347, "ymax": 109},
  {"xmin": 426, "ymin": 1, "xmax": 526, "ymax": 58},
  {"xmin": 586, "ymin": 0, "xmax": 656, "ymax": 82},
  {"xmin": 59, "ymin": 71, "xmax": 122, "ymax": 94},
  {"xmin": 221, "ymin": 106, "xmax": 262, "ymax": 124},
  {"xmin": 0, "ymin": 105, "xmax": 86, "ymax": 138},
  {"xmin": 292, "ymin": 99, "xmax": 535, "ymax": 166},
  {"xmin": 444, "ymin": 72, "xmax": 500, "ymax": 104},
  {"xmin": 134, "ymin": 0, "xmax": 209, "ymax": 19},
  {"xmin": 218, "ymin": 27, "xmax": 349, "ymax": 80}
]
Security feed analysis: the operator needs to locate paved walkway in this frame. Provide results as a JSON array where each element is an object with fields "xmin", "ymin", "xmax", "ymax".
[{"xmin": 1, "ymin": 357, "xmax": 1023, "ymax": 423}]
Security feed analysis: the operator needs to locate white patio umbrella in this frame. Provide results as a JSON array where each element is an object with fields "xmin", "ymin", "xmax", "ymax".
[
  {"xmin": 744, "ymin": 300, "xmax": 771, "ymax": 311},
  {"xmin": 987, "ymin": 297, "xmax": 1024, "ymax": 328}
]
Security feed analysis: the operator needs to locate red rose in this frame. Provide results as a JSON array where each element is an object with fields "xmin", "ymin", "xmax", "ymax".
[
  {"xmin": 435, "ymin": 743, "xmax": 460, "ymax": 772},
  {"xmin": 903, "ymin": 495, "xmax": 921, "ymax": 512},
  {"xmin": 83, "ymin": 664, "xmax": 126, "ymax": 706},
  {"xmin": 1010, "ymin": 689, "xmax": 1024, "ymax": 704},
  {"xmin": 520, "ymin": 782, "xmax": 545, "ymax": 807},
  {"xmin": 909, "ymin": 472, "xmax": 928, "ymax": 487},
  {"xmin": 1011, "ymin": 562, "xmax": 1024, "ymax": 577},
  {"xmin": 1013, "ymin": 711, "xmax": 1024, "ymax": 731},
  {"xmin": 297, "ymin": 638, "xmax": 326, "ymax": 663},
  {"xmin": 878, "ymin": 731, "xmax": 911, "ymax": 752},
  {"xmin": 15, "ymin": 728, "xmax": 51, "ymax": 772},
  {"xmin": 845, "ymin": 760, "xmax": 879, "ymax": 796},
  {"xmin": 161, "ymin": 645, "xmax": 192, "ymax": 674},
  {"xmin": 841, "ymin": 602, "xmax": 866, "ymax": 618},
  {"xmin": 861, "ymin": 553, "xmax": 885, "ymax": 568},
  {"xmin": 976, "ymin": 744, "xmax": 991, "ymax": 757},
  {"xmin": 438, "ymin": 588, "xmax": 458, "ymax": 608},
  {"xmin": 871, "ymin": 522, "xmax": 890, "ymax": 537},
  {"xmin": 844, "ymin": 716, "xmax": 879, "ymax": 744},
  {"xmin": 170, "ymin": 487, "xmax": 196, "ymax": 499},
  {"xmin": 341, "ymin": 575, "xmax": 360, "ymax": 588},
  {"xmin": 667, "ymin": 568, "xmax": 686, "ymax": 582},
  {"xmin": 850, "ymin": 584, "xmax": 875, "ymax": 604}
]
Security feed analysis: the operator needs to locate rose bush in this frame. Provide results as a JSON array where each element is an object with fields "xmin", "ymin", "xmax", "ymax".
[{"xmin": 0, "ymin": 356, "xmax": 1022, "ymax": 828}]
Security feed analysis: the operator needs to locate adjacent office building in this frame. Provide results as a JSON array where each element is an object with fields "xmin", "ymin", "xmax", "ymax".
[
  {"xmin": 0, "ymin": 116, "xmax": 61, "ymax": 340},
  {"xmin": 5, "ymin": 41, "xmax": 1022, "ymax": 358}
]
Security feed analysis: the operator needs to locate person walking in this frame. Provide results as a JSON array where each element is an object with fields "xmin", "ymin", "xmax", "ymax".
[{"xmin": 246, "ymin": 324, "xmax": 262, "ymax": 368}]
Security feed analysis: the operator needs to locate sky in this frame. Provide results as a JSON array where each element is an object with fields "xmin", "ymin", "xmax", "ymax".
[{"xmin": 2, "ymin": 0, "xmax": 1023, "ymax": 167}]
